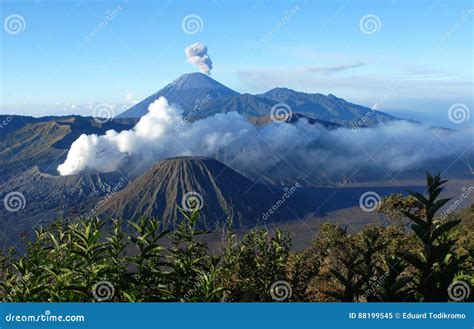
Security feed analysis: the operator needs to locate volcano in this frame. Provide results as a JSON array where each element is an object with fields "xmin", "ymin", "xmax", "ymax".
[
  {"xmin": 117, "ymin": 73, "xmax": 240, "ymax": 118},
  {"xmin": 99, "ymin": 157, "xmax": 307, "ymax": 228}
]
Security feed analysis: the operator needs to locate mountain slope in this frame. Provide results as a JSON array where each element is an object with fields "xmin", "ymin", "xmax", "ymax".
[
  {"xmin": 0, "ymin": 166, "xmax": 128, "ymax": 246},
  {"xmin": 0, "ymin": 116, "xmax": 136, "ymax": 181},
  {"xmin": 189, "ymin": 93, "xmax": 277, "ymax": 118},
  {"xmin": 117, "ymin": 73, "xmax": 240, "ymax": 118},
  {"xmin": 99, "ymin": 157, "xmax": 307, "ymax": 228},
  {"xmin": 258, "ymin": 88, "xmax": 397, "ymax": 126}
]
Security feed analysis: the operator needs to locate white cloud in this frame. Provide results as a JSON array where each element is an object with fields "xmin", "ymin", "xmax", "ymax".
[
  {"xmin": 58, "ymin": 96, "xmax": 473, "ymax": 182},
  {"xmin": 125, "ymin": 93, "xmax": 139, "ymax": 105}
]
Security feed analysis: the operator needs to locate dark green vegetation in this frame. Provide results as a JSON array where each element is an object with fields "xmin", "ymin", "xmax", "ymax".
[{"xmin": 0, "ymin": 174, "xmax": 472, "ymax": 302}]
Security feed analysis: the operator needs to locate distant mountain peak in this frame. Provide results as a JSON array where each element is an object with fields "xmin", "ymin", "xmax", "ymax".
[
  {"xmin": 117, "ymin": 72, "xmax": 239, "ymax": 118},
  {"xmin": 169, "ymin": 72, "xmax": 219, "ymax": 90},
  {"xmin": 327, "ymin": 93, "xmax": 341, "ymax": 100},
  {"xmin": 258, "ymin": 88, "xmax": 397, "ymax": 126},
  {"xmin": 266, "ymin": 87, "xmax": 299, "ymax": 94}
]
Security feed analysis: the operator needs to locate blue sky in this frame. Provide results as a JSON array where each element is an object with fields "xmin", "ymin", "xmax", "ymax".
[{"xmin": 0, "ymin": 0, "xmax": 472, "ymax": 127}]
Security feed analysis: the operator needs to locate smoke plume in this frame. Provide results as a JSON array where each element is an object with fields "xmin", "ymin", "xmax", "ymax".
[
  {"xmin": 58, "ymin": 97, "xmax": 473, "ymax": 183},
  {"xmin": 185, "ymin": 42, "xmax": 213, "ymax": 74}
]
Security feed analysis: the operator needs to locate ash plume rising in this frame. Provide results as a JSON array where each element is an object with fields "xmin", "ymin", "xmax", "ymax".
[
  {"xmin": 57, "ymin": 96, "xmax": 473, "ymax": 183},
  {"xmin": 185, "ymin": 42, "xmax": 213, "ymax": 74}
]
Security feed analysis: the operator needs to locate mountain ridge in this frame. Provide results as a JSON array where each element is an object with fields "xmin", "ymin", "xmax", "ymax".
[
  {"xmin": 0, "ymin": 117, "xmax": 136, "ymax": 181},
  {"xmin": 116, "ymin": 72, "xmax": 399, "ymax": 127},
  {"xmin": 258, "ymin": 88, "xmax": 397, "ymax": 126}
]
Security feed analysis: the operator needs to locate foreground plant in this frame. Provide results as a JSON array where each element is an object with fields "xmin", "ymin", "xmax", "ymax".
[
  {"xmin": 402, "ymin": 173, "xmax": 466, "ymax": 301},
  {"xmin": 0, "ymin": 173, "xmax": 471, "ymax": 302}
]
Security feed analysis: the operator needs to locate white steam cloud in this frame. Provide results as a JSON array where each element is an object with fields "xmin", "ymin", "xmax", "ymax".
[
  {"xmin": 185, "ymin": 42, "xmax": 213, "ymax": 74},
  {"xmin": 58, "ymin": 97, "xmax": 473, "ymax": 182}
]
